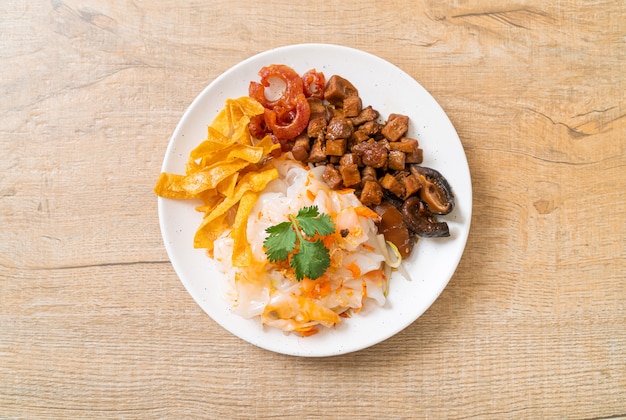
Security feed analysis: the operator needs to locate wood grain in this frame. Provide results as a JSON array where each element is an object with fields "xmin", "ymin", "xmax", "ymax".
[{"xmin": 1, "ymin": 1, "xmax": 624, "ymax": 418}]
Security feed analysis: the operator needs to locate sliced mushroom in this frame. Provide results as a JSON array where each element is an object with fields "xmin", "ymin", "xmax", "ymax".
[
  {"xmin": 401, "ymin": 196, "xmax": 450, "ymax": 238},
  {"xmin": 409, "ymin": 165, "xmax": 455, "ymax": 215},
  {"xmin": 372, "ymin": 201, "xmax": 414, "ymax": 258}
]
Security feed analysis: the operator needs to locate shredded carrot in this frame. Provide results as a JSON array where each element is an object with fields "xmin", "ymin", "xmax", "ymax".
[
  {"xmin": 355, "ymin": 205, "xmax": 381, "ymax": 221},
  {"xmin": 306, "ymin": 189, "xmax": 316, "ymax": 201},
  {"xmin": 349, "ymin": 279, "xmax": 368, "ymax": 315},
  {"xmin": 303, "ymin": 277, "xmax": 332, "ymax": 299},
  {"xmin": 322, "ymin": 232, "xmax": 339, "ymax": 249},
  {"xmin": 361, "ymin": 243, "xmax": 376, "ymax": 252},
  {"xmin": 338, "ymin": 188, "xmax": 355, "ymax": 194},
  {"xmin": 364, "ymin": 269, "xmax": 385, "ymax": 283},
  {"xmin": 347, "ymin": 262, "xmax": 361, "ymax": 279},
  {"xmin": 300, "ymin": 328, "xmax": 319, "ymax": 337}
]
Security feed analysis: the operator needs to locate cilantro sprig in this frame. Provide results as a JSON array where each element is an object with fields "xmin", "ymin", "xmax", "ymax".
[{"xmin": 263, "ymin": 205, "xmax": 335, "ymax": 281}]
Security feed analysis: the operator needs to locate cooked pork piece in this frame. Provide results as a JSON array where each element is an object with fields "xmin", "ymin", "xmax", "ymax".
[
  {"xmin": 400, "ymin": 173, "xmax": 421, "ymax": 198},
  {"xmin": 350, "ymin": 105, "xmax": 379, "ymax": 126},
  {"xmin": 360, "ymin": 180, "xmax": 383, "ymax": 206},
  {"xmin": 307, "ymin": 115, "xmax": 327, "ymax": 138},
  {"xmin": 380, "ymin": 173, "xmax": 405, "ymax": 197},
  {"xmin": 357, "ymin": 120, "xmax": 381, "ymax": 137},
  {"xmin": 405, "ymin": 147, "xmax": 423, "ymax": 164},
  {"xmin": 307, "ymin": 97, "xmax": 326, "ymax": 117},
  {"xmin": 343, "ymin": 95, "xmax": 362, "ymax": 117},
  {"xmin": 338, "ymin": 163, "xmax": 361, "ymax": 187},
  {"xmin": 388, "ymin": 150, "xmax": 406, "ymax": 171},
  {"xmin": 339, "ymin": 152, "xmax": 360, "ymax": 167},
  {"xmin": 326, "ymin": 138, "xmax": 347, "ymax": 156},
  {"xmin": 389, "ymin": 137, "xmax": 419, "ymax": 153},
  {"xmin": 351, "ymin": 129, "xmax": 370, "ymax": 143},
  {"xmin": 308, "ymin": 135, "xmax": 327, "ymax": 163},
  {"xmin": 326, "ymin": 117, "xmax": 354, "ymax": 140},
  {"xmin": 361, "ymin": 166, "xmax": 377, "ymax": 184},
  {"xmin": 291, "ymin": 134, "xmax": 310, "ymax": 162},
  {"xmin": 353, "ymin": 140, "xmax": 388, "ymax": 168},
  {"xmin": 322, "ymin": 164, "xmax": 342, "ymax": 189},
  {"xmin": 381, "ymin": 113, "xmax": 409, "ymax": 142},
  {"xmin": 324, "ymin": 75, "xmax": 359, "ymax": 106}
]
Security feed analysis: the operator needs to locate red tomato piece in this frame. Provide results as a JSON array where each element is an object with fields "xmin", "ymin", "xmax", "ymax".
[
  {"xmin": 256, "ymin": 64, "xmax": 304, "ymax": 109},
  {"xmin": 264, "ymin": 93, "xmax": 310, "ymax": 140},
  {"xmin": 302, "ymin": 69, "xmax": 326, "ymax": 99},
  {"xmin": 248, "ymin": 81, "xmax": 269, "ymax": 108}
]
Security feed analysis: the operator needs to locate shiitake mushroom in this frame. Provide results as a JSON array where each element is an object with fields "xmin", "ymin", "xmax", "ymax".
[
  {"xmin": 401, "ymin": 196, "xmax": 450, "ymax": 238},
  {"xmin": 370, "ymin": 165, "xmax": 455, "ymax": 248},
  {"xmin": 409, "ymin": 165, "xmax": 455, "ymax": 215}
]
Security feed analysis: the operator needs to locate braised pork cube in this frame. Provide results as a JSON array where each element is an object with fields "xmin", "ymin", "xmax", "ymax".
[
  {"xmin": 389, "ymin": 137, "xmax": 419, "ymax": 153},
  {"xmin": 388, "ymin": 150, "xmax": 406, "ymax": 171},
  {"xmin": 401, "ymin": 173, "xmax": 421, "ymax": 197},
  {"xmin": 361, "ymin": 166, "xmax": 377, "ymax": 183},
  {"xmin": 357, "ymin": 120, "xmax": 381, "ymax": 137},
  {"xmin": 326, "ymin": 138, "xmax": 347, "ymax": 156},
  {"xmin": 353, "ymin": 140, "xmax": 388, "ymax": 168},
  {"xmin": 322, "ymin": 164, "xmax": 343, "ymax": 189},
  {"xmin": 389, "ymin": 137, "xmax": 423, "ymax": 164},
  {"xmin": 330, "ymin": 107, "xmax": 346, "ymax": 119},
  {"xmin": 381, "ymin": 113, "xmax": 409, "ymax": 141},
  {"xmin": 308, "ymin": 136, "xmax": 327, "ymax": 163},
  {"xmin": 351, "ymin": 129, "xmax": 370, "ymax": 143},
  {"xmin": 339, "ymin": 152, "xmax": 360, "ymax": 167},
  {"xmin": 405, "ymin": 147, "xmax": 423, "ymax": 164},
  {"xmin": 360, "ymin": 180, "xmax": 383, "ymax": 206},
  {"xmin": 326, "ymin": 117, "xmax": 354, "ymax": 140},
  {"xmin": 380, "ymin": 173, "xmax": 405, "ymax": 197},
  {"xmin": 351, "ymin": 105, "xmax": 379, "ymax": 126},
  {"xmin": 338, "ymin": 163, "xmax": 361, "ymax": 187},
  {"xmin": 307, "ymin": 97, "xmax": 326, "ymax": 118},
  {"xmin": 291, "ymin": 134, "xmax": 311, "ymax": 162},
  {"xmin": 324, "ymin": 75, "xmax": 359, "ymax": 106},
  {"xmin": 307, "ymin": 115, "xmax": 327, "ymax": 138},
  {"xmin": 343, "ymin": 95, "xmax": 362, "ymax": 117}
]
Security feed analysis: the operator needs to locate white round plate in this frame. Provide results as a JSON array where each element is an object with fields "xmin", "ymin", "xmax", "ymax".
[{"xmin": 158, "ymin": 43, "xmax": 472, "ymax": 357}]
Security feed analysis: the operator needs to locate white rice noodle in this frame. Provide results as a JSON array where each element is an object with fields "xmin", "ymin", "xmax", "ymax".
[{"xmin": 213, "ymin": 156, "xmax": 390, "ymax": 335}]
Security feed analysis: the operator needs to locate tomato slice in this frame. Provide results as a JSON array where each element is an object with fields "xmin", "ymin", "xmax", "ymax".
[
  {"xmin": 251, "ymin": 64, "xmax": 304, "ymax": 109},
  {"xmin": 248, "ymin": 81, "xmax": 269, "ymax": 108},
  {"xmin": 264, "ymin": 93, "xmax": 310, "ymax": 140},
  {"xmin": 302, "ymin": 69, "xmax": 326, "ymax": 99}
]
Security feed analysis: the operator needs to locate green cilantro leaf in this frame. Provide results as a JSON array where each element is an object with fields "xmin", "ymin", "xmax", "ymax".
[
  {"xmin": 263, "ymin": 205, "xmax": 335, "ymax": 281},
  {"xmin": 263, "ymin": 221, "xmax": 296, "ymax": 262},
  {"xmin": 297, "ymin": 210, "xmax": 335, "ymax": 238},
  {"xmin": 296, "ymin": 206, "xmax": 320, "ymax": 219},
  {"xmin": 290, "ymin": 239, "xmax": 331, "ymax": 281}
]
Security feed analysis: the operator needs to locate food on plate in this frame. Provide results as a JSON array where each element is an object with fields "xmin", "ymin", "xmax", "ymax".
[
  {"xmin": 154, "ymin": 96, "xmax": 281, "ymax": 266},
  {"xmin": 213, "ymin": 157, "xmax": 391, "ymax": 335},
  {"xmin": 247, "ymin": 67, "xmax": 455, "ymax": 258},
  {"xmin": 263, "ymin": 204, "xmax": 335, "ymax": 282},
  {"xmin": 155, "ymin": 64, "xmax": 456, "ymax": 335}
]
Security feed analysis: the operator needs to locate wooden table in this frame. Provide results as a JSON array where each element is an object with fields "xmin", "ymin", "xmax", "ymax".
[{"xmin": 2, "ymin": 1, "xmax": 624, "ymax": 418}]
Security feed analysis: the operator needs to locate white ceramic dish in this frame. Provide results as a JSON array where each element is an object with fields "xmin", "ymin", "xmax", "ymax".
[{"xmin": 157, "ymin": 43, "xmax": 472, "ymax": 357}]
